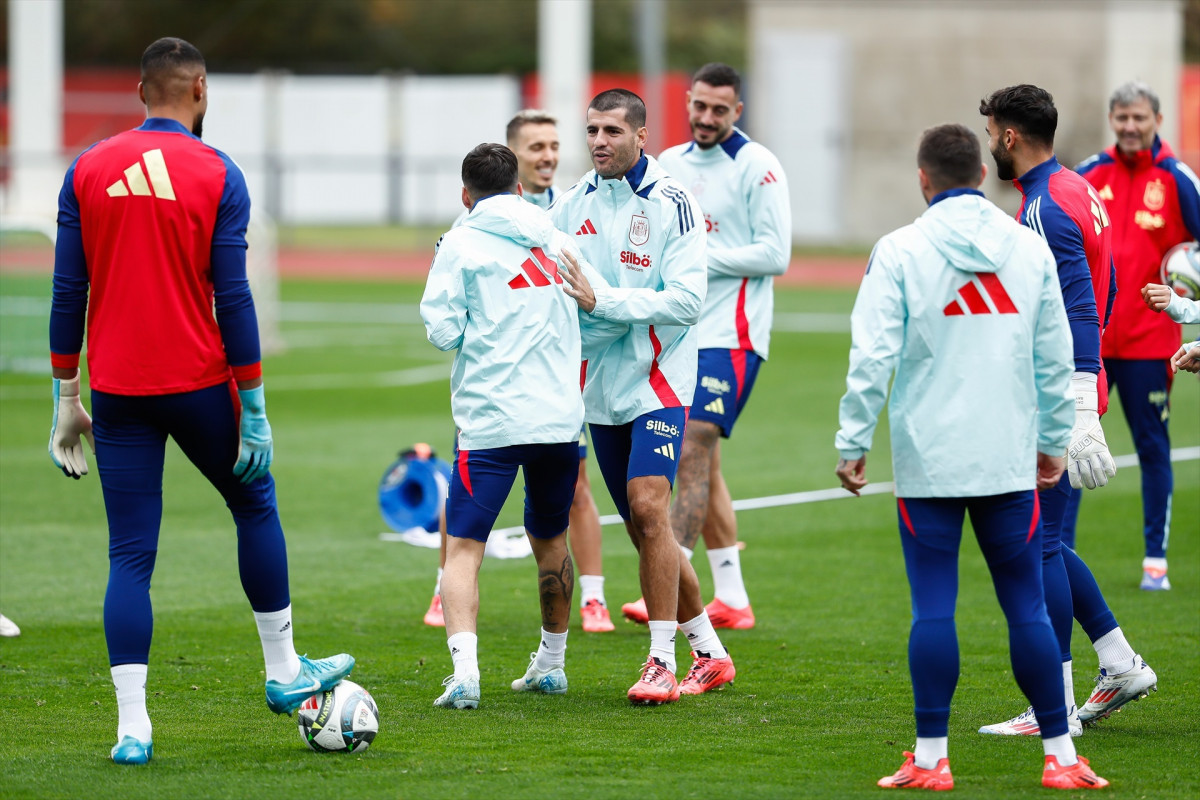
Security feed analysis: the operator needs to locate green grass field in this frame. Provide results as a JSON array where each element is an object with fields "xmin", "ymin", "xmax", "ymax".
[{"xmin": 1, "ymin": 272, "xmax": 1197, "ymax": 799}]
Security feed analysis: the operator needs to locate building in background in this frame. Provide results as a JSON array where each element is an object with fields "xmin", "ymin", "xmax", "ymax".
[{"xmin": 746, "ymin": 0, "xmax": 1190, "ymax": 243}]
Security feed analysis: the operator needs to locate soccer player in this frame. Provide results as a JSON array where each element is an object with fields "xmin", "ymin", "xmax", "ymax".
[
  {"xmin": 978, "ymin": 84, "xmax": 1156, "ymax": 735},
  {"xmin": 836, "ymin": 122, "xmax": 1108, "ymax": 791},
  {"xmin": 1074, "ymin": 81, "xmax": 1200, "ymax": 590},
  {"xmin": 422, "ymin": 111, "xmax": 614, "ymax": 634},
  {"xmin": 47, "ymin": 37, "xmax": 354, "ymax": 765},
  {"xmin": 420, "ymin": 142, "xmax": 590, "ymax": 709},
  {"xmin": 553, "ymin": 89, "xmax": 735, "ymax": 704},
  {"xmin": 619, "ymin": 63, "xmax": 791, "ymax": 630}
]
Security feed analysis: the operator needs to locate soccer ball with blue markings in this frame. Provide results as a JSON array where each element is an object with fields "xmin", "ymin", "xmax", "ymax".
[
  {"xmin": 297, "ymin": 679, "xmax": 379, "ymax": 753},
  {"xmin": 1162, "ymin": 241, "xmax": 1200, "ymax": 301}
]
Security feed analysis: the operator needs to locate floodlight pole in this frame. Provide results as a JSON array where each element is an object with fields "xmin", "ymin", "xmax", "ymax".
[
  {"xmin": 637, "ymin": 0, "xmax": 666, "ymax": 157},
  {"xmin": 6, "ymin": 0, "xmax": 64, "ymax": 219},
  {"xmin": 538, "ymin": 0, "xmax": 592, "ymax": 184}
]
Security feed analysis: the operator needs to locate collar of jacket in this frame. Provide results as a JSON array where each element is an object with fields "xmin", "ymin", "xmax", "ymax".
[{"xmin": 1014, "ymin": 154, "xmax": 1061, "ymax": 194}]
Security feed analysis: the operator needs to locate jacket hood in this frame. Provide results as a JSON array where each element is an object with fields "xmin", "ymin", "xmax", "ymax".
[
  {"xmin": 914, "ymin": 192, "xmax": 1017, "ymax": 274},
  {"xmin": 462, "ymin": 193, "xmax": 559, "ymax": 249}
]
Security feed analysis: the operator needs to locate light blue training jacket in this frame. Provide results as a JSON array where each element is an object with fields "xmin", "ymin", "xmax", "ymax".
[{"xmin": 836, "ymin": 190, "xmax": 1075, "ymax": 498}]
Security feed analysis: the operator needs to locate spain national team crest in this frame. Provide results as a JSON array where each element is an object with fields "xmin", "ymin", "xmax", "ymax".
[
  {"xmin": 1144, "ymin": 179, "xmax": 1165, "ymax": 211},
  {"xmin": 629, "ymin": 214, "xmax": 650, "ymax": 246}
]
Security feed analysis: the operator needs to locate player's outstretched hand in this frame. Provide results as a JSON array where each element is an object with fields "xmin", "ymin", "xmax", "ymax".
[
  {"xmin": 1171, "ymin": 340, "xmax": 1200, "ymax": 374},
  {"xmin": 836, "ymin": 455, "xmax": 867, "ymax": 496},
  {"xmin": 49, "ymin": 371, "xmax": 95, "ymax": 479},
  {"xmin": 559, "ymin": 248, "xmax": 597, "ymax": 313},
  {"xmin": 234, "ymin": 385, "xmax": 273, "ymax": 484},
  {"xmin": 1036, "ymin": 451, "xmax": 1065, "ymax": 491},
  {"xmin": 1141, "ymin": 283, "xmax": 1174, "ymax": 312}
]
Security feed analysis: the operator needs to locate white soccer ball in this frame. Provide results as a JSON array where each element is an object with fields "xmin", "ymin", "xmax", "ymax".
[
  {"xmin": 296, "ymin": 679, "xmax": 379, "ymax": 753},
  {"xmin": 1161, "ymin": 241, "xmax": 1200, "ymax": 300}
]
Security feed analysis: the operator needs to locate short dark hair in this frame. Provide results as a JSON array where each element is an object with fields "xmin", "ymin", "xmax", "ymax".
[
  {"xmin": 141, "ymin": 37, "xmax": 205, "ymax": 105},
  {"xmin": 506, "ymin": 109, "xmax": 557, "ymax": 147},
  {"xmin": 588, "ymin": 89, "xmax": 646, "ymax": 130},
  {"xmin": 462, "ymin": 143, "xmax": 519, "ymax": 198},
  {"xmin": 692, "ymin": 63, "xmax": 741, "ymax": 97},
  {"xmin": 917, "ymin": 124, "xmax": 982, "ymax": 192},
  {"xmin": 978, "ymin": 84, "xmax": 1057, "ymax": 148}
]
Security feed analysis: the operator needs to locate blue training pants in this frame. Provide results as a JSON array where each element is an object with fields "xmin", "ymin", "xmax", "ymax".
[
  {"xmin": 92, "ymin": 382, "xmax": 291, "ymax": 667},
  {"xmin": 897, "ymin": 492, "xmax": 1068, "ymax": 739}
]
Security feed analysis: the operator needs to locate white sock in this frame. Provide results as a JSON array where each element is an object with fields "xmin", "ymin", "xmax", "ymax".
[
  {"xmin": 433, "ymin": 567, "xmax": 444, "ymax": 596},
  {"xmin": 913, "ymin": 736, "xmax": 947, "ymax": 769},
  {"xmin": 579, "ymin": 575, "xmax": 606, "ymax": 607},
  {"xmin": 1093, "ymin": 628, "xmax": 1137, "ymax": 674},
  {"xmin": 447, "ymin": 631, "xmax": 479, "ymax": 679},
  {"xmin": 534, "ymin": 628, "xmax": 567, "ymax": 671},
  {"xmin": 679, "ymin": 611, "xmax": 728, "ymax": 660},
  {"xmin": 708, "ymin": 545, "xmax": 750, "ymax": 609},
  {"xmin": 647, "ymin": 620, "xmax": 677, "ymax": 673},
  {"xmin": 1043, "ymin": 733, "xmax": 1078, "ymax": 766},
  {"xmin": 1063, "ymin": 660, "xmax": 1075, "ymax": 711},
  {"xmin": 680, "ymin": 545, "xmax": 694, "ymax": 561},
  {"xmin": 254, "ymin": 605, "xmax": 301, "ymax": 683},
  {"xmin": 112, "ymin": 664, "xmax": 152, "ymax": 743},
  {"xmin": 1142, "ymin": 556, "xmax": 1167, "ymax": 572}
]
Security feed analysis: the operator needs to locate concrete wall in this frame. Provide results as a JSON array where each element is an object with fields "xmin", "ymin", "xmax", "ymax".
[{"xmin": 748, "ymin": 0, "xmax": 1185, "ymax": 244}]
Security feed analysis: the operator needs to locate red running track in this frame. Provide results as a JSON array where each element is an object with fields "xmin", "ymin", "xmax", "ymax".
[{"xmin": 1, "ymin": 246, "xmax": 866, "ymax": 288}]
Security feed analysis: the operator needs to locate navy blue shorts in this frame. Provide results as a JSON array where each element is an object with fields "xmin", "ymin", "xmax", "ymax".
[
  {"xmin": 688, "ymin": 348, "xmax": 763, "ymax": 437},
  {"xmin": 447, "ymin": 441, "xmax": 578, "ymax": 542},
  {"xmin": 588, "ymin": 407, "xmax": 687, "ymax": 520}
]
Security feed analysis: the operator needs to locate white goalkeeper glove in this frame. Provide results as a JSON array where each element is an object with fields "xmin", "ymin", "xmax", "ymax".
[
  {"xmin": 49, "ymin": 372, "xmax": 95, "ymax": 479},
  {"xmin": 1066, "ymin": 373, "xmax": 1116, "ymax": 490}
]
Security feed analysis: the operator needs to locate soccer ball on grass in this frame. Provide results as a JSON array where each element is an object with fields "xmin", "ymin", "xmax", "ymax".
[
  {"xmin": 1161, "ymin": 241, "xmax": 1200, "ymax": 300},
  {"xmin": 297, "ymin": 679, "xmax": 379, "ymax": 753}
]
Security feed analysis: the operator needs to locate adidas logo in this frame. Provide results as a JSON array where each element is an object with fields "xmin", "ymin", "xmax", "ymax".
[
  {"xmin": 759, "ymin": 171, "xmax": 778, "ymax": 186},
  {"xmin": 943, "ymin": 273, "xmax": 1018, "ymax": 316},
  {"xmin": 718, "ymin": 559, "xmax": 734, "ymax": 568},
  {"xmin": 653, "ymin": 442, "xmax": 676, "ymax": 460},
  {"xmin": 686, "ymin": 631, "xmax": 698, "ymax": 639},
  {"xmin": 451, "ymin": 646, "xmax": 460, "ymax": 655},
  {"xmin": 278, "ymin": 621, "xmax": 291, "ymax": 633},
  {"xmin": 106, "ymin": 149, "xmax": 176, "ymax": 200},
  {"xmin": 575, "ymin": 219, "xmax": 597, "ymax": 235},
  {"xmin": 508, "ymin": 246, "xmax": 563, "ymax": 290},
  {"xmin": 704, "ymin": 397, "xmax": 725, "ymax": 415}
]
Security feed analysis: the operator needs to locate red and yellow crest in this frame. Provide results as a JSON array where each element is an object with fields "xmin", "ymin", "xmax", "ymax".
[{"xmin": 1143, "ymin": 179, "xmax": 1165, "ymax": 211}]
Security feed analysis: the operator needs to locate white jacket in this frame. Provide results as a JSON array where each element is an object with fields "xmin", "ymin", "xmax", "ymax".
[
  {"xmin": 550, "ymin": 154, "xmax": 707, "ymax": 425},
  {"xmin": 421, "ymin": 193, "xmax": 584, "ymax": 450},
  {"xmin": 835, "ymin": 191, "xmax": 1075, "ymax": 497},
  {"xmin": 658, "ymin": 129, "xmax": 791, "ymax": 358}
]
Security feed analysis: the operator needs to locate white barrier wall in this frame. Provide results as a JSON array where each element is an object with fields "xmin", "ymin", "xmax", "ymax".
[{"xmin": 202, "ymin": 73, "xmax": 521, "ymax": 225}]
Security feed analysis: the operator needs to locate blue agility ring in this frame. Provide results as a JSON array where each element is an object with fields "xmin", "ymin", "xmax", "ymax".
[{"xmin": 378, "ymin": 445, "xmax": 451, "ymax": 533}]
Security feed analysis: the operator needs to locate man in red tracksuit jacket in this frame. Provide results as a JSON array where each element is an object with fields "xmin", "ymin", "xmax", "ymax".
[{"xmin": 1075, "ymin": 80, "xmax": 1200, "ymax": 591}]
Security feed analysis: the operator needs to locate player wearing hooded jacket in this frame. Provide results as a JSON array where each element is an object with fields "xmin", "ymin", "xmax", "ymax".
[{"xmin": 836, "ymin": 123, "xmax": 1107, "ymax": 791}]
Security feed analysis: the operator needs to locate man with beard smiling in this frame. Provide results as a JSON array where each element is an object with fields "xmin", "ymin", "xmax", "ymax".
[
  {"xmin": 552, "ymin": 89, "xmax": 736, "ymax": 704},
  {"xmin": 977, "ymin": 84, "xmax": 1157, "ymax": 741},
  {"xmin": 48, "ymin": 37, "xmax": 354, "ymax": 763},
  {"xmin": 622, "ymin": 62, "xmax": 791, "ymax": 631}
]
